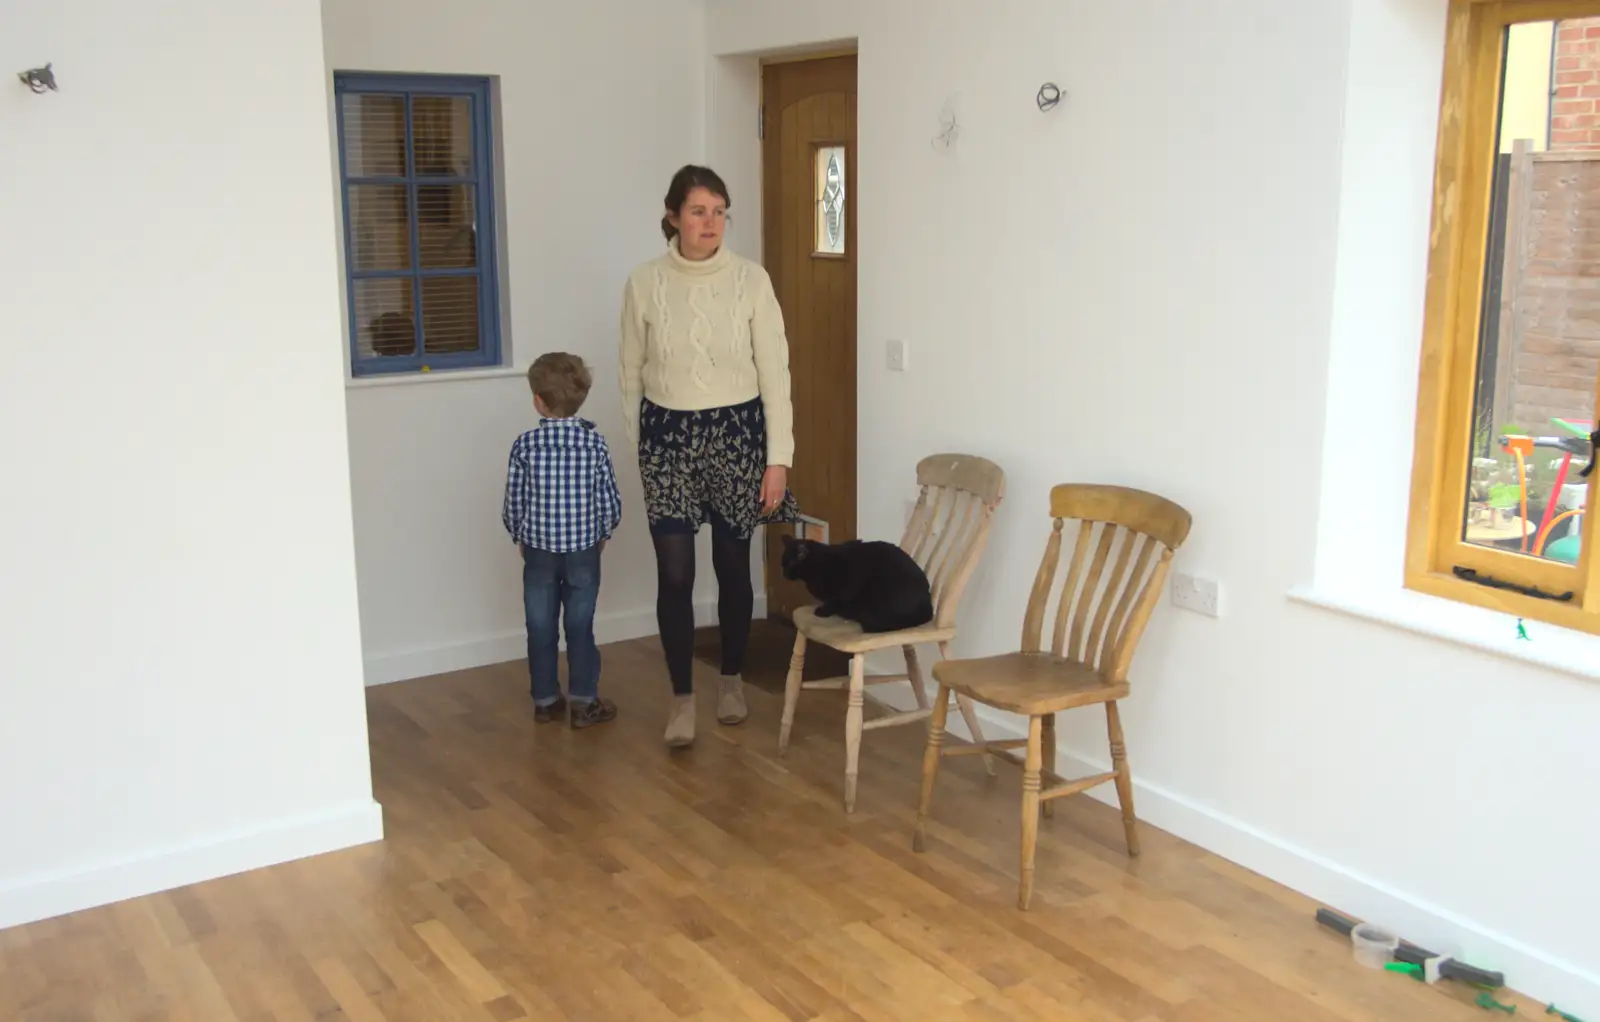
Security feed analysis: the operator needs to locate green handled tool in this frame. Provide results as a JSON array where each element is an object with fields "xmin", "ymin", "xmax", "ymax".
[
  {"xmin": 1315, "ymin": 908, "xmax": 1505, "ymax": 989},
  {"xmin": 1478, "ymin": 992, "xmax": 1516, "ymax": 1013}
]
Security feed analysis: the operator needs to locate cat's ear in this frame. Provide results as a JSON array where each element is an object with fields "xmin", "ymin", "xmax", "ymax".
[{"xmin": 780, "ymin": 533, "xmax": 797, "ymax": 550}]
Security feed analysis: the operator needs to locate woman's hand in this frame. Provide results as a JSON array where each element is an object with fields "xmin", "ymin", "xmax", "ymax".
[{"xmin": 760, "ymin": 466, "xmax": 788, "ymax": 515}]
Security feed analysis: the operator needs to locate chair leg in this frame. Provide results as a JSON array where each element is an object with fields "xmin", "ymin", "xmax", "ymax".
[
  {"xmin": 912, "ymin": 683, "xmax": 951, "ymax": 853},
  {"xmin": 778, "ymin": 630, "xmax": 807, "ymax": 755},
  {"xmin": 1041, "ymin": 713, "xmax": 1057, "ymax": 819},
  {"xmin": 939, "ymin": 641, "xmax": 996, "ymax": 776},
  {"xmin": 844, "ymin": 653, "xmax": 865, "ymax": 813},
  {"xmin": 904, "ymin": 645, "xmax": 930, "ymax": 710},
  {"xmin": 1019, "ymin": 714, "xmax": 1043, "ymax": 910},
  {"xmin": 1106, "ymin": 700, "xmax": 1140, "ymax": 857}
]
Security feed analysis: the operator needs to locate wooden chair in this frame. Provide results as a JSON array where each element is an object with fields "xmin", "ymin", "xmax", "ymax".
[
  {"xmin": 779, "ymin": 454, "xmax": 1006, "ymax": 813},
  {"xmin": 913, "ymin": 483, "xmax": 1192, "ymax": 909}
]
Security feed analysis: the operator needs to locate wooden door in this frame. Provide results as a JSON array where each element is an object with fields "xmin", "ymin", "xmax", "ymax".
[{"xmin": 761, "ymin": 53, "xmax": 858, "ymax": 621}]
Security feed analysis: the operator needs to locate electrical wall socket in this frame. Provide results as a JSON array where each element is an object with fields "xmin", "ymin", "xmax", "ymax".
[
  {"xmin": 886, "ymin": 338, "xmax": 908, "ymax": 372},
  {"xmin": 1170, "ymin": 572, "xmax": 1221, "ymax": 618}
]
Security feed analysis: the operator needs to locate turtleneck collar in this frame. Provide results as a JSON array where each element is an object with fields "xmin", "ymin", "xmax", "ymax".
[{"xmin": 666, "ymin": 235, "xmax": 731, "ymax": 276}]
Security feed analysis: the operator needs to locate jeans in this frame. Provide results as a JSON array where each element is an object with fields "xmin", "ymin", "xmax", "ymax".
[{"xmin": 522, "ymin": 543, "xmax": 602, "ymax": 706}]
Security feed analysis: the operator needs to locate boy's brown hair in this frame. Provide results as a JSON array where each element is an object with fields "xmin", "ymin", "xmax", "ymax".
[{"xmin": 527, "ymin": 352, "xmax": 592, "ymax": 417}]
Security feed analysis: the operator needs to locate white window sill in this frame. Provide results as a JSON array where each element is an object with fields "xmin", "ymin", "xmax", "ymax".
[
  {"xmin": 1288, "ymin": 584, "xmax": 1600, "ymax": 683},
  {"xmin": 345, "ymin": 366, "xmax": 524, "ymax": 390}
]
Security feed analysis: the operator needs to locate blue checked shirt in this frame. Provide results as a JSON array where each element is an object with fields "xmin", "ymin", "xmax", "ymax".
[{"xmin": 502, "ymin": 417, "xmax": 623, "ymax": 553}]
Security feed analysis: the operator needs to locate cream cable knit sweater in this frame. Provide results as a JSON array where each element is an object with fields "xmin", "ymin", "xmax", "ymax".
[{"xmin": 618, "ymin": 240, "xmax": 795, "ymax": 467}]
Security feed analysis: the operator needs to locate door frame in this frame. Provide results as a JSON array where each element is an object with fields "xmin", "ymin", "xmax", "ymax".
[
  {"xmin": 759, "ymin": 46, "xmax": 858, "ymax": 67},
  {"xmin": 758, "ymin": 50, "xmax": 860, "ymax": 621}
]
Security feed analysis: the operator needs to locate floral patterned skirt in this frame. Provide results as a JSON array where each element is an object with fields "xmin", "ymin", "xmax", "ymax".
[{"xmin": 638, "ymin": 396, "xmax": 801, "ymax": 539}]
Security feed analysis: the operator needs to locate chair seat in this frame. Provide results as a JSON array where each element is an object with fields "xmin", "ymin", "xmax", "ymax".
[
  {"xmin": 792, "ymin": 605, "xmax": 957, "ymax": 655},
  {"xmin": 932, "ymin": 652, "xmax": 1128, "ymax": 715}
]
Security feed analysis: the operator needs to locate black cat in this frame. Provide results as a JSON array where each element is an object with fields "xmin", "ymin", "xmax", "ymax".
[{"xmin": 780, "ymin": 535, "xmax": 934, "ymax": 633}]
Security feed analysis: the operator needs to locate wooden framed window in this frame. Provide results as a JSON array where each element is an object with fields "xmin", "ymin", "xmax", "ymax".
[
  {"xmin": 333, "ymin": 73, "xmax": 502, "ymax": 376},
  {"xmin": 1407, "ymin": 0, "xmax": 1600, "ymax": 633}
]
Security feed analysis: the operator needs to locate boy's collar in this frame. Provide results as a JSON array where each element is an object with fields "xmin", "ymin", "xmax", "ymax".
[{"xmin": 537, "ymin": 416, "xmax": 593, "ymax": 429}]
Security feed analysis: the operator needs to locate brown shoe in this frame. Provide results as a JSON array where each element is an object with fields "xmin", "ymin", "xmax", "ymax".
[
  {"xmin": 534, "ymin": 697, "xmax": 567, "ymax": 724},
  {"xmin": 717, "ymin": 676, "xmax": 748, "ymax": 726},
  {"xmin": 664, "ymin": 694, "xmax": 696, "ymax": 748},
  {"xmin": 570, "ymin": 697, "xmax": 617, "ymax": 730}
]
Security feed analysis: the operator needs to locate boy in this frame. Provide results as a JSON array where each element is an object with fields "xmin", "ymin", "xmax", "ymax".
[{"xmin": 502, "ymin": 353, "xmax": 623, "ymax": 728}]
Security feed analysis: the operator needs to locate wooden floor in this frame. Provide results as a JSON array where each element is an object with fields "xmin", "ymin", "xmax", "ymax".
[{"xmin": 1, "ymin": 638, "xmax": 1528, "ymax": 1021}]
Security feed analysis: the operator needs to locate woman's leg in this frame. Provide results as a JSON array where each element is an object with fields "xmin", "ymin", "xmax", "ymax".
[
  {"xmin": 651, "ymin": 528, "xmax": 697, "ymax": 697},
  {"xmin": 711, "ymin": 525, "xmax": 754, "ymax": 677},
  {"xmin": 710, "ymin": 518, "xmax": 753, "ymax": 726}
]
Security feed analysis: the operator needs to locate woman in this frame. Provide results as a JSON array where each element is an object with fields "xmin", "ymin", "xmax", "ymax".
[{"xmin": 620, "ymin": 164, "xmax": 801, "ymax": 749}]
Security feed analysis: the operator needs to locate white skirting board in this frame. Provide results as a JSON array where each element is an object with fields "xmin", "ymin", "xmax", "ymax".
[
  {"xmin": 363, "ymin": 597, "xmax": 767, "ymax": 686},
  {"xmin": 865, "ymin": 681, "xmax": 1599, "ymax": 1017},
  {"xmin": 0, "ymin": 800, "xmax": 384, "ymax": 932}
]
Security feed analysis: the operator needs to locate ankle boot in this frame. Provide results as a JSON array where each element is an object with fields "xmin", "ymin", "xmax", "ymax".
[
  {"xmin": 664, "ymin": 694, "xmax": 696, "ymax": 748},
  {"xmin": 717, "ymin": 675, "xmax": 748, "ymax": 725}
]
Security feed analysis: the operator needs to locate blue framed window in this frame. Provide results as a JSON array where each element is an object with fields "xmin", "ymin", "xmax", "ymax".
[{"xmin": 333, "ymin": 73, "xmax": 502, "ymax": 376}]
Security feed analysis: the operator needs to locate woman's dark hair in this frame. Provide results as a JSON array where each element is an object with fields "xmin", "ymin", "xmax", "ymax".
[{"xmin": 661, "ymin": 164, "xmax": 732, "ymax": 242}]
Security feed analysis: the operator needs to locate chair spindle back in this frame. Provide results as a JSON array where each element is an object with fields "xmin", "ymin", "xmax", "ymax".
[
  {"xmin": 1020, "ymin": 484, "xmax": 1192, "ymax": 683},
  {"xmin": 900, "ymin": 454, "xmax": 1006, "ymax": 631}
]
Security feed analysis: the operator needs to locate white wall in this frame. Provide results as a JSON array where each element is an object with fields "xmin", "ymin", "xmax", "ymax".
[
  {"xmin": 323, "ymin": 0, "xmax": 734, "ymax": 685},
  {"xmin": 0, "ymin": 1, "xmax": 381, "ymax": 930},
  {"xmin": 706, "ymin": 54, "xmax": 763, "ymax": 266},
  {"xmin": 707, "ymin": 0, "xmax": 1600, "ymax": 1013}
]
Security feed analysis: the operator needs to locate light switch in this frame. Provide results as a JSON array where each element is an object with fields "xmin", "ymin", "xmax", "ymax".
[{"xmin": 886, "ymin": 339, "xmax": 907, "ymax": 372}]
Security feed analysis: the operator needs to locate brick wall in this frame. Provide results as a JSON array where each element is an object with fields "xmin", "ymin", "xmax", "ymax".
[
  {"xmin": 1551, "ymin": 18, "xmax": 1600, "ymax": 149},
  {"xmin": 1489, "ymin": 20, "xmax": 1600, "ymax": 435},
  {"xmin": 1494, "ymin": 147, "xmax": 1599, "ymax": 432}
]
